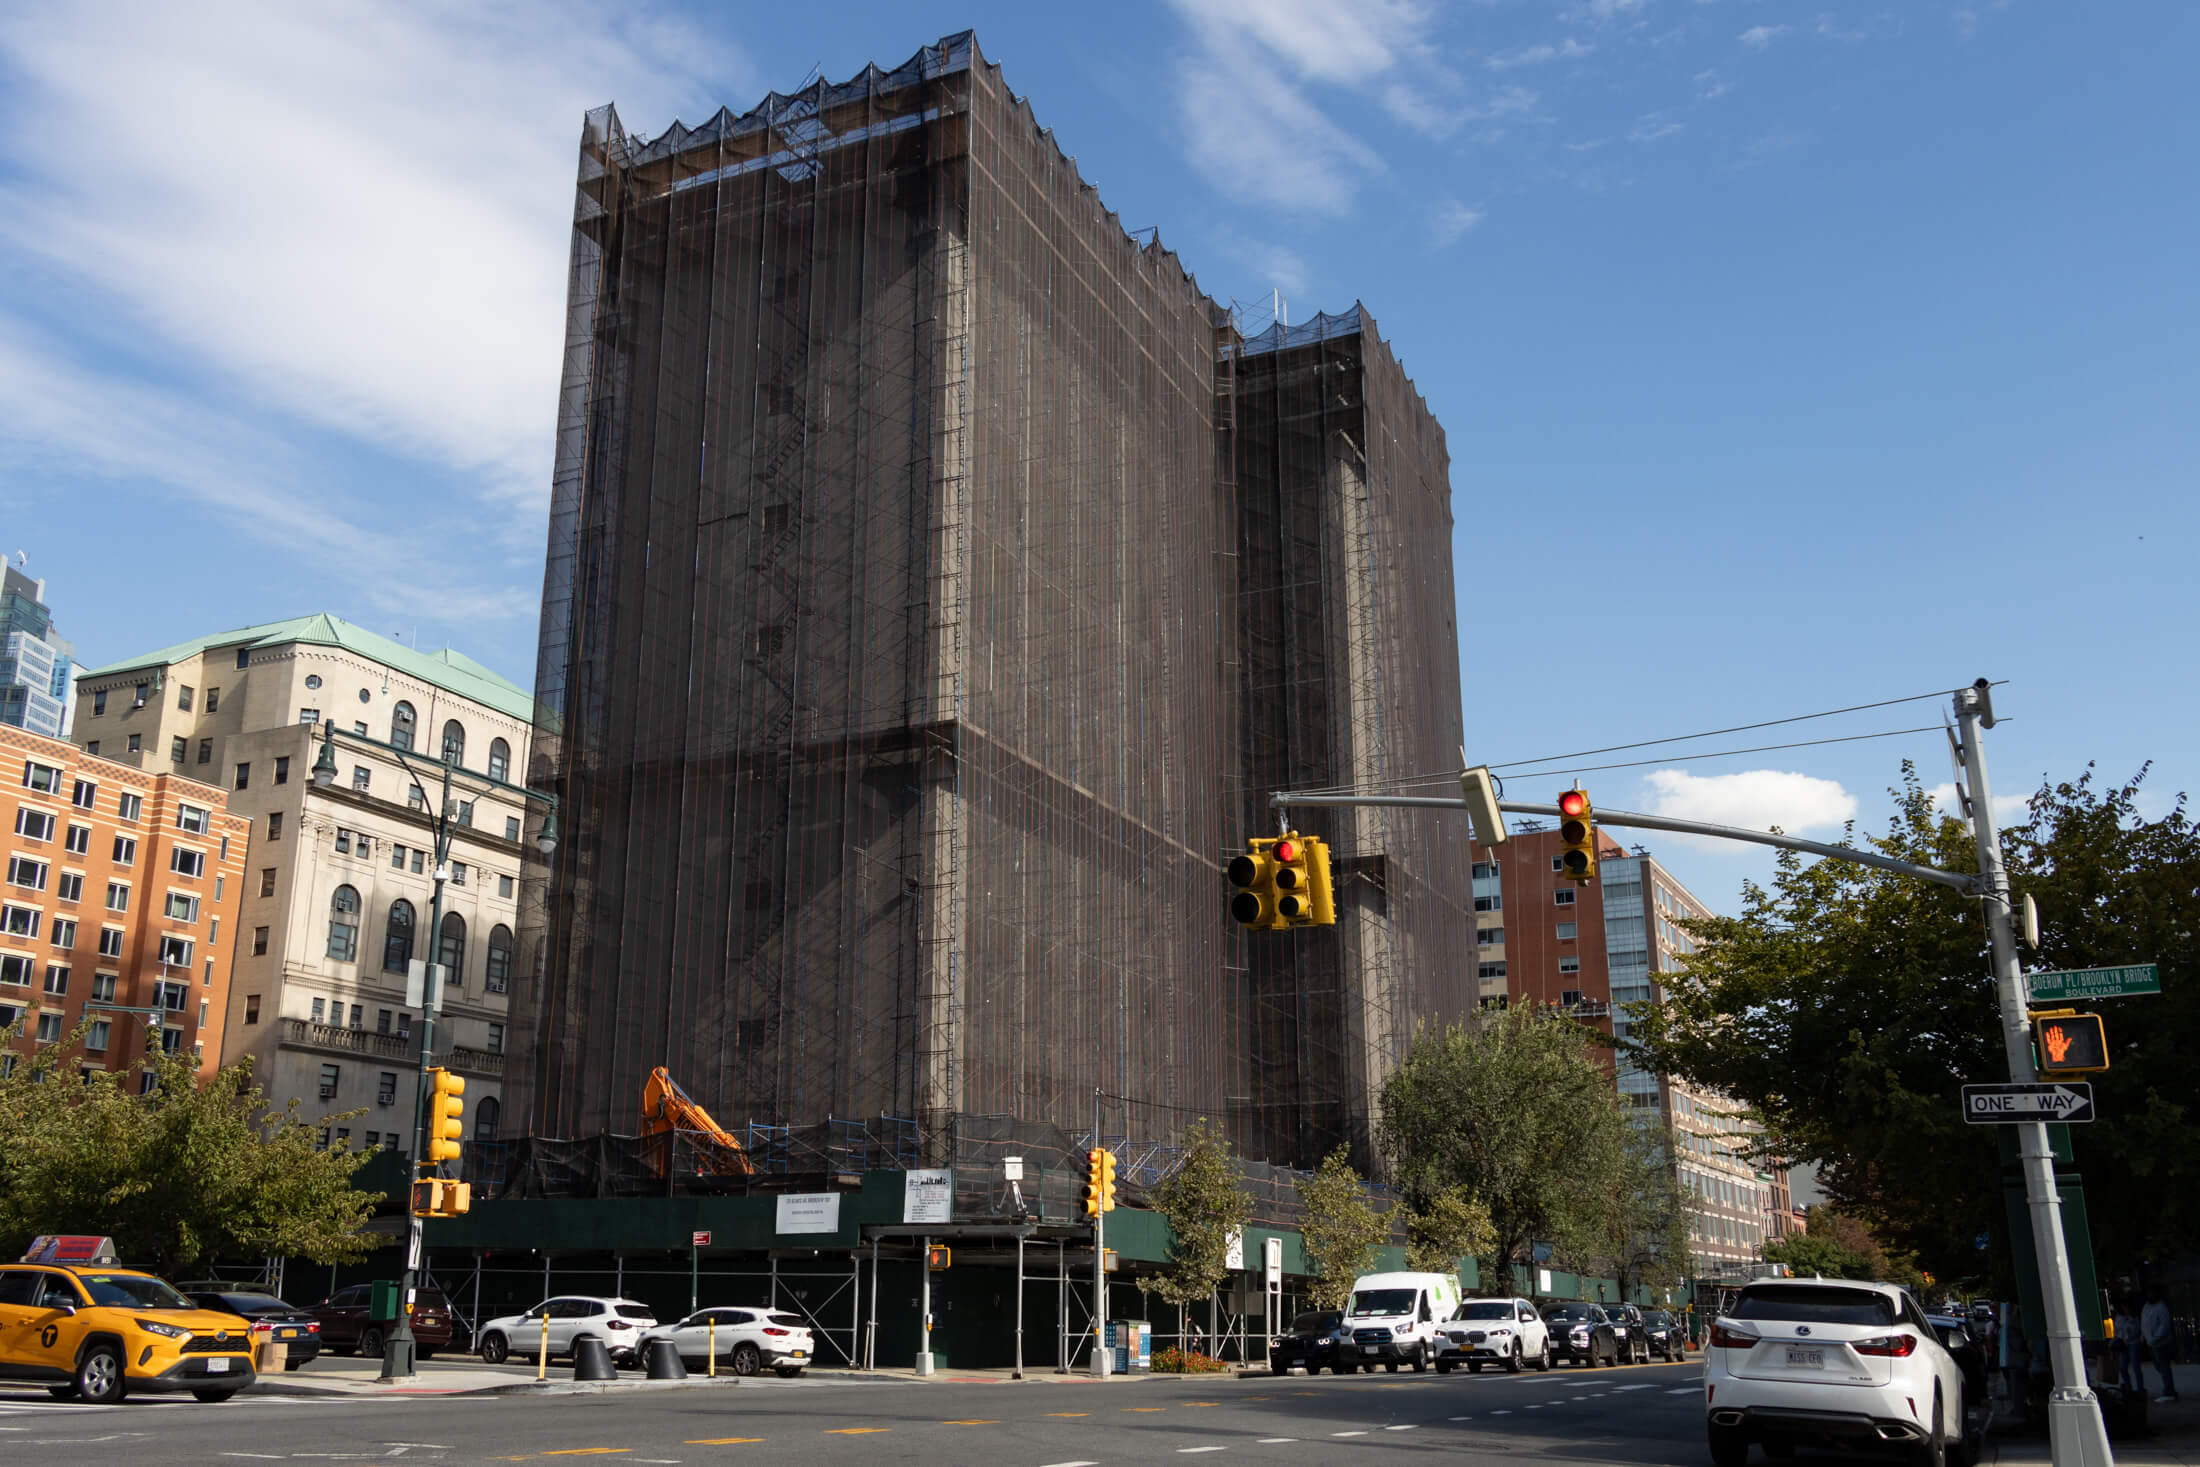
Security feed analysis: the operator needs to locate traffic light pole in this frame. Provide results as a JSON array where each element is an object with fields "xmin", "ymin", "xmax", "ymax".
[
  {"xmin": 1092, "ymin": 1089, "xmax": 1110, "ymax": 1377},
  {"xmin": 1954, "ymin": 684, "xmax": 2110, "ymax": 1467},
  {"xmin": 383, "ymin": 757, "xmax": 453, "ymax": 1383}
]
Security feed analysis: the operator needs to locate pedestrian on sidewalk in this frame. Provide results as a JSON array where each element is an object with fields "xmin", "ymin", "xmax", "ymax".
[
  {"xmin": 2112, "ymin": 1296, "xmax": 2144, "ymax": 1396},
  {"xmin": 2141, "ymin": 1284, "xmax": 2180, "ymax": 1403}
]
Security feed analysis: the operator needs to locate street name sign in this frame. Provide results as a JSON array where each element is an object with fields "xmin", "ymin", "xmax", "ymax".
[
  {"xmin": 1962, "ymin": 1082, "xmax": 2094, "ymax": 1125},
  {"xmin": 2026, "ymin": 963, "xmax": 2159, "ymax": 1003}
]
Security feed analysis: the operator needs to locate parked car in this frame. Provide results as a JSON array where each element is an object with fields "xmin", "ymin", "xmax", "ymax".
[
  {"xmin": 1610, "ymin": 1303, "xmax": 1653, "ymax": 1363},
  {"xmin": 1704, "ymin": 1278, "xmax": 1977, "ymax": 1467},
  {"xmin": 0, "ymin": 1238, "xmax": 254, "ymax": 1404},
  {"xmin": 1268, "ymin": 1309, "xmax": 1347, "ymax": 1375},
  {"xmin": 475, "ymin": 1297, "xmax": 660, "ymax": 1367},
  {"xmin": 1925, "ymin": 1313, "xmax": 1993, "ymax": 1443},
  {"xmin": 1543, "ymin": 1303, "xmax": 1622, "ymax": 1367},
  {"xmin": 1438, "ymin": 1296, "xmax": 1553, "ymax": 1374},
  {"xmin": 1640, "ymin": 1308, "xmax": 1689, "ymax": 1362},
  {"xmin": 312, "ymin": 1283, "xmax": 457, "ymax": 1360},
  {"xmin": 1341, "ymin": 1271, "xmax": 1463, "ymax": 1373},
  {"xmin": 635, "ymin": 1306, "xmax": 814, "ymax": 1377},
  {"xmin": 180, "ymin": 1289, "xmax": 324, "ymax": 1370}
]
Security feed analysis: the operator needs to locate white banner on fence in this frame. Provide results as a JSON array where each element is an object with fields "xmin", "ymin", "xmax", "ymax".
[
  {"xmin": 902, "ymin": 1168, "xmax": 954, "ymax": 1224},
  {"xmin": 775, "ymin": 1193, "xmax": 842, "ymax": 1235}
]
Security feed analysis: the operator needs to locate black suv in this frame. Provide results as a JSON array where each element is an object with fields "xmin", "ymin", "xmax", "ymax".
[
  {"xmin": 1543, "ymin": 1303, "xmax": 1621, "ymax": 1367},
  {"xmin": 1639, "ymin": 1308, "xmax": 1688, "ymax": 1362},
  {"xmin": 1269, "ymin": 1309, "xmax": 1347, "ymax": 1375},
  {"xmin": 1608, "ymin": 1303, "xmax": 1653, "ymax": 1363}
]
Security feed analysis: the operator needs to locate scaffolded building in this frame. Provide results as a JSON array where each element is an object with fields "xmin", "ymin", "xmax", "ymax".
[{"xmin": 508, "ymin": 32, "xmax": 1471, "ymax": 1176}]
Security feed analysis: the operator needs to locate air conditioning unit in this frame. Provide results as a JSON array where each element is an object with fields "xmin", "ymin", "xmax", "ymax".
[
  {"xmin": 376, "ymin": 1095, "xmax": 395, "ymax": 1107},
  {"xmin": 319, "ymin": 1085, "xmax": 338, "ymax": 1100},
  {"xmin": 132, "ymin": 698, "xmax": 146, "ymax": 709}
]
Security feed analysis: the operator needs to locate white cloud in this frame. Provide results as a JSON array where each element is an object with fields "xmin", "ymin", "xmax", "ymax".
[
  {"xmin": 1695, "ymin": 68, "xmax": 1733, "ymax": 100},
  {"xmin": 1640, "ymin": 769, "xmax": 1861, "ymax": 845},
  {"xmin": 1169, "ymin": 0, "xmax": 1432, "ymax": 86},
  {"xmin": 1924, "ymin": 783, "xmax": 2031, "ymax": 825},
  {"xmin": 1434, "ymin": 202, "xmax": 1486, "ymax": 244},
  {"xmin": 1486, "ymin": 38, "xmax": 1594, "ymax": 70},
  {"xmin": 0, "ymin": 1, "xmax": 745, "ymax": 511},
  {"xmin": 1739, "ymin": 24, "xmax": 1790, "ymax": 49},
  {"xmin": 1630, "ymin": 114, "xmax": 1686, "ymax": 143}
]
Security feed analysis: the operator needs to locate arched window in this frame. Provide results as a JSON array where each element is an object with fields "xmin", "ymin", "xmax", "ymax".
[
  {"xmin": 485, "ymin": 924, "xmax": 515, "ymax": 994},
  {"xmin": 440, "ymin": 719, "xmax": 465, "ymax": 767},
  {"xmin": 487, "ymin": 737, "xmax": 511, "ymax": 784},
  {"xmin": 473, "ymin": 1094, "xmax": 501, "ymax": 1142},
  {"xmin": 326, "ymin": 885, "xmax": 360, "ymax": 962},
  {"xmin": 437, "ymin": 912, "xmax": 467, "ymax": 985},
  {"xmin": 390, "ymin": 700, "xmax": 416, "ymax": 751},
  {"xmin": 382, "ymin": 899, "xmax": 415, "ymax": 974}
]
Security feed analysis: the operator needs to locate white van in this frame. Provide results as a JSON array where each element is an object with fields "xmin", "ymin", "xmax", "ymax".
[{"xmin": 1341, "ymin": 1271, "xmax": 1462, "ymax": 1372}]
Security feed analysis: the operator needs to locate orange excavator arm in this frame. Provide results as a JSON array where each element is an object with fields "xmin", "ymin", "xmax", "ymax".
[{"xmin": 641, "ymin": 1066, "xmax": 756, "ymax": 1177}]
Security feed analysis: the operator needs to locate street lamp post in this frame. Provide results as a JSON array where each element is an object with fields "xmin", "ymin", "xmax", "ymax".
[{"xmin": 313, "ymin": 720, "xmax": 556, "ymax": 1382}]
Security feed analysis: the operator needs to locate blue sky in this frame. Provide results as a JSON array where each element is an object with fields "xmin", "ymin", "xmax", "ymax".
[{"xmin": 4, "ymin": 0, "xmax": 2193, "ymax": 911}]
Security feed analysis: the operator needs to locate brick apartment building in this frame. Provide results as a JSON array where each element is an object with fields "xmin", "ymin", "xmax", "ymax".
[{"xmin": 1, "ymin": 725, "xmax": 250, "ymax": 1081}]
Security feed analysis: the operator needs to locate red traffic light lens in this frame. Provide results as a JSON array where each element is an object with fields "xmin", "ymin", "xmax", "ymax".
[
  {"xmin": 1274, "ymin": 839, "xmax": 1298, "ymax": 864},
  {"xmin": 1558, "ymin": 791, "xmax": 1587, "ymax": 817}
]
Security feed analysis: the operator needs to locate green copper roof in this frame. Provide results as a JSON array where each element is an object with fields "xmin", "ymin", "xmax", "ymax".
[{"xmin": 79, "ymin": 613, "xmax": 535, "ymax": 722}]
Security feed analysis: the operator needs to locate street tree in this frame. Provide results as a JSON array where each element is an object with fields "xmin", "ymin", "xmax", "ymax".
[
  {"xmin": 1762, "ymin": 1208, "xmax": 1923, "ymax": 1290},
  {"xmin": 1624, "ymin": 763, "xmax": 2199, "ymax": 1279},
  {"xmin": 1405, "ymin": 1185, "xmax": 1496, "ymax": 1277},
  {"xmin": 1149, "ymin": 1117, "xmax": 1253, "ymax": 1313},
  {"xmin": 0, "ymin": 1029, "xmax": 383, "ymax": 1275},
  {"xmin": 1296, "ymin": 1146, "xmax": 1391, "ymax": 1309},
  {"xmin": 1377, "ymin": 1006, "xmax": 1629, "ymax": 1297},
  {"xmin": 1598, "ymin": 1119, "xmax": 1695, "ymax": 1302}
]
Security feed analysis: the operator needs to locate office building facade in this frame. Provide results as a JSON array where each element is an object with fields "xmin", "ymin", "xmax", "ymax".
[{"xmin": 0, "ymin": 567, "xmax": 75, "ymax": 739}]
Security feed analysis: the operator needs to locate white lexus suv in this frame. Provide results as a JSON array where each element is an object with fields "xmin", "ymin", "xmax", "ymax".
[{"xmin": 1705, "ymin": 1278, "xmax": 1975, "ymax": 1467}]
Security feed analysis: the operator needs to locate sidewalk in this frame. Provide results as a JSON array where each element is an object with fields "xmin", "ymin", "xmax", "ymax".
[{"xmin": 1986, "ymin": 1375, "xmax": 2197, "ymax": 1467}]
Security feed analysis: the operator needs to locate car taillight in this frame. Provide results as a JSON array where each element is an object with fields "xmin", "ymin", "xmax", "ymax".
[
  {"xmin": 763, "ymin": 1327, "xmax": 789, "ymax": 1337},
  {"xmin": 308, "ymin": 1323, "xmax": 320, "ymax": 1333},
  {"xmin": 1852, "ymin": 1334, "xmax": 1919, "ymax": 1357},
  {"xmin": 607, "ymin": 1320, "xmax": 633, "ymax": 1330},
  {"xmin": 250, "ymin": 1322, "xmax": 273, "ymax": 1335},
  {"xmin": 1709, "ymin": 1323, "xmax": 1760, "ymax": 1349}
]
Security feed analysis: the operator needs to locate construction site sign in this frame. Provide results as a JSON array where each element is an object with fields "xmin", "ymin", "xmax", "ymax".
[{"xmin": 903, "ymin": 1168, "xmax": 954, "ymax": 1225}]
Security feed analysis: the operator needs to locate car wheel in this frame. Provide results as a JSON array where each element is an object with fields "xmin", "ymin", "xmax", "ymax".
[
  {"xmin": 1411, "ymin": 1345, "xmax": 1429, "ymax": 1373},
  {"xmin": 1385, "ymin": 1360, "xmax": 1400, "ymax": 1373},
  {"xmin": 1505, "ymin": 1343, "xmax": 1524, "ymax": 1375},
  {"xmin": 774, "ymin": 1365, "xmax": 803, "ymax": 1378},
  {"xmin": 1436, "ymin": 1358, "xmax": 1455, "ymax": 1374},
  {"xmin": 359, "ymin": 1326, "xmax": 385, "ymax": 1360},
  {"xmin": 284, "ymin": 1359, "xmax": 308, "ymax": 1372},
  {"xmin": 1469, "ymin": 1360, "xmax": 1484, "ymax": 1374},
  {"xmin": 192, "ymin": 1389, "xmax": 240, "ymax": 1403},
  {"xmin": 1539, "ymin": 1341, "xmax": 1555, "ymax": 1372},
  {"xmin": 417, "ymin": 1348, "xmax": 437, "ymax": 1361},
  {"xmin": 75, "ymin": 1344, "xmax": 127, "ymax": 1406},
  {"xmin": 1911, "ymin": 1390, "xmax": 1946, "ymax": 1467},
  {"xmin": 731, "ymin": 1342, "xmax": 762, "ymax": 1376},
  {"xmin": 1708, "ymin": 1422, "xmax": 1751, "ymax": 1467},
  {"xmin": 1947, "ymin": 1394, "xmax": 1978, "ymax": 1467},
  {"xmin": 480, "ymin": 1333, "xmax": 510, "ymax": 1365}
]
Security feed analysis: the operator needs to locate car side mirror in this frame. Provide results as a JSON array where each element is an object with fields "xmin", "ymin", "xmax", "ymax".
[{"xmin": 1937, "ymin": 1326, "xmax": 1965, "ymax": 1350}]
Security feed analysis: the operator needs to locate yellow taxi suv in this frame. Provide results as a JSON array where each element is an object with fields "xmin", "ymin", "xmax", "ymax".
[{"xmin": 0, "ymin": 1237, "xmax": 256, "ymax": 1403}]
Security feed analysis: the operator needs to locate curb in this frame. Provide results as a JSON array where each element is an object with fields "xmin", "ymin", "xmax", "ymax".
[{"xmin": 253, "ymin": 1374, "xmax": 753, "ymax": 1400}]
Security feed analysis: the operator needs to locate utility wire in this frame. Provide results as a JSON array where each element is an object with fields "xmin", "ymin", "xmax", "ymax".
[{"xmin": 1484, "ymin": 724, "xmax": 1946, "ymax": 782}]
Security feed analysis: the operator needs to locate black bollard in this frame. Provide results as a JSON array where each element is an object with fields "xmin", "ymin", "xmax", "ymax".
[
  {"xmin": 572, "ymin": 1336, "xmax": 618, "ymax": 1381},
  {"xmin": 645, "ymin": 1337, "xmax": 688, "ymax": 1380}
]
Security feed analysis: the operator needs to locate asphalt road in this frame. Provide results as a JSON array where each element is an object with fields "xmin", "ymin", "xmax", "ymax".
[{"xmin": 0, "ymin": 1356, "xmax": 1710, "ymax": 1466}]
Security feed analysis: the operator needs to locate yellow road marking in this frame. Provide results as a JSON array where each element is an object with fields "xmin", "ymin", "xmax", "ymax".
[
  {"xmin": 825, "ymin": 1428, "xmax": 890, "ymax": 1435},
  {"xmin": 1182, "ymin": 1402, "xmax": 1220, "ymax": 1407},
  {"xmin": 1124, "ymin": 1406, "xmax": 1168, "ymax": 1412},
  {"xmin": 944, "ymin": 1420, "xmax": 999, "ymax": 1425},
  {"xmin": 685, "ymin": 1440, "xmax": 765, "ymax": 1446},
  {"xmin": 542, "ymin": 1453, "xmax": 629, "ymax": 1458},
  {"xmin": 1046, "ymin": 1412, "xmax": 1090, "ymax": 1418}
]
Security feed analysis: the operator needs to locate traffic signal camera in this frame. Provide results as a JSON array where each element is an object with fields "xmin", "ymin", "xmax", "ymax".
[
  {"xmin": 426, "ymin": 1067, "xmax": 467, "ymax": 1162},
  {"xmin": 1084, "ymin": 1147, "xmax": 1118, "ymax": 1215},
  {"xmin": 2033, "ymin": 1011, "xmax": 2109, "ymax": 1075},
  {"xmin": 1557, "ymin": 790, "xmax": 1597, "ymax": 882}
]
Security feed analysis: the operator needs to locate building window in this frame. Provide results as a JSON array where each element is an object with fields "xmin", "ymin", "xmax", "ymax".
[
  {"xmin": 1554, "ymin": 888, "xmax": 1576, "ymax": 906},
  {"xmin": 1559, "ymin": 956, "xmax": 1582, "ymax": 974},
  {"xmin": 1477, "ymin": 926, "xmax": 1504, "ymax": 946},
  {"xmin": 243, "ymin": 994, "xmax": 259, "ymax": 1024},
  {"xmin": 64, "ymin": 824, "xmax": 88, "ymax": 856},
  {"xmin": 252, "ymin": 924, "xmax": 269, "ymax": 956},
  {"xmin": 8, "ymin": 856, "xmax": 47, "ymax": 891},
  {"xmin": 206, "ymin": 686, "xmax": 219, "ymax": 713},
  {"xmin": 159, "ymin": 935, "xmax": 194, "ymax": 967},
  {"xmin": 407, "ymin": 784, "xmax": 426, "ymax": 812},
  {"xmin": 118, "ymin": 793, "xmax": 141, "ymax": 823},
  {"xmin": 504, "ymin": 816, "xmax": 520, "ymax": 842},
  {"xmin": 260, "ymin": 868, "xmax": 276, "ymax": 898},
  {"xmin": 177, "ymin": 684, "xmax": 195, "ymax": 712},
  {"xmin": 348, "ymin": 1003, "xmax": 362, "ymax": 1029},
  {"xmin": 319, "ymin": 1063, "xmax": 340, "ymax": 1099},
  {"xmin": 334, "ymin": 828, "xmax": 351, "ymax": 855},
  {"xmin": 437, "ymin": 912, "xmax": 466, "ymax": 983},
  {"xmin": 486, "ymin": 1022, "xmax": 504, "ymax": 1055},
  {"xmin": 22, "ymin": 760, "xmax": 62, "ymax": 794},
  {"xmin": 51, "ymin": 917, "xmax": 76, "ymax": 946},
  {"xmin": 450, "ymin": 861, "xmax": 467, "ymax": 887},
  {"xmin": 410, "ymin": 849, "xmax": 424, "ymax": 874},
  {"xmin": 98, "ymin": 927, "xmax": 124, "ymax": 958},
  {"xmin": 176, "ymin": 804, "xmax": 208, "ymax": 835},
  {"xmin": 274, "ymin": 755, "xmax": 290, "ymax": 785},
  {"xmin": 441, "ymin": 720, "xmax": 465, "ymax": 767},
  {"xmin": 377, "ymin": 1071, "xmax": 398, "ymax": 1105},
  {"xmin": 1478, "ymin": 961, "xmax": 1507, "ymax": 981},
  {"xmin": 93, "ymin": 689, "xmax": 108, "ymax": 716},
  {"xmin": 1555, "ymin": 920, "xmax": 1579, "ymax": 941},
  {"xmin": 196, "ymin": 738, "xmax": 211, "ymax": 765},
  {"xmin": 391, "ymin": 843, "xmax": 407, "ymax": 869},
  {"xmin": 91, "ymin": 971, "xmax": 116, "ymax": 1000},
  {"xmin": 1473, "ymin": 894, "xmax": 1501, "ymax": 912},
  {"xmin": 235, "ymin": 763, "xmax": 250, "ymax": 790},
  {"xmin": 266, "ymin": 812, "xmax": 283, "ymax": 841},
  {"xmin": 382, "ymin": 899, "xmax": 415, "ymax": 974},
  {"xmin": 104, "ymin": 881, "xmax": 130, "ymax": 913},
  {"xmin": 327, "ymin": 885, "xmax": 360, "ymax": 962},
  {"xmin": 352, "ymin": 765, "xmax": 371, "ymax": 792},
  {"xmin": 487, "ymin": 738, "xmax": 510, "ymax": 783},
  {"xmin": 165, "ymin": 892, "xmax": 200, "ymax": 922},
  {"xmin": 111, "ymin": 835, "xmax": 136, "ymax": 865},
  {"xmin": 298, "ymin": 708, "xmax": 319, "ymax": 725},
  {"xmin": 2, "ymin": 904, "xmax": 41, "ymax": 938},
  {"xmin": 170, "ymin": 847, "xmax": 205, "ymax": 879},
  {"xmin": 84, "ymin": 742, "xmax": 98, "ymax": 756},
  {"xmin": 498, "ymin": 874, "xmax": 514, "ymax": 898},
  {"xmin": 87, "ymin": 1018, "xmax": 110, "ymax": 1050},
  {"xmin": 390, "ymin": 701, "xmax": 416, "ymax": 751},
  {"xmin": 1470, "ymin": 861, "xmax": 1497, "ymax": 880},
  {"xmin": 310, "ymin": 996, "xmax": 325, "ymax": 1023},
  {"xmin": 456, "ymin": 800, "xmax": 474, "ymax": 827},
  {"xmin": 43, "ymin": 964, "xmax": 68, "ymax": 995},
  {"xmin": 15, "ymin": 809, "xmax": 53, "ymax": 842},
  {"xmin": 170, "ymin": 736, "xmax": 187, "ymax": 762},
  {"xmin": 37, "ymin": 1012, "xmax": 62, "ymax": 1043},
  {"xmin": 485, "ymin": 924, "xmax": 514, "ymax": 993},
  {"xmin": 71, "ymin": 779, "xmax": 95, "ymax": 809},
  {"xmin": 0, "ymin": 953, "xmax": 32, "ymax": 986},
  {"xmin": 473, "ymin": 1095, "xmax": 500, "ymax": 1140}
]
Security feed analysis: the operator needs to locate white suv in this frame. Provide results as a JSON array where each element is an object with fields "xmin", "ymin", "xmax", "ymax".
[
  {"xmin": 1705, "ymin": 1278, "xmax": 1975, "ymax": 1467},
  {"xmin": 1438, "ymin": 1297, "xmax": 1553, "ymax": 1373},
  {"xmin": 637, "ymin": 1306, "xmax": 815, "ymax": 1377},
  {"xmin": 476, "ymin": 1296, "xmax": 660, "ymax": 1367}
]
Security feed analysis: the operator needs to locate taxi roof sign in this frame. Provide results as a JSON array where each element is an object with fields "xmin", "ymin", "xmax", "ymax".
[{"xmin": 20, "ymin": 1235, "xmax": 120, "ymax": 1265}]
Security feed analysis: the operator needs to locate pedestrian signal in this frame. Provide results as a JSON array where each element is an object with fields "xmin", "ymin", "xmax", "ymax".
[
  {"xmin": 1557, "ymin": 790, "xmax": 1596, "ymax": 882},
  {"xmin": 927, "ymin": 1245, "xmax": 953, "ymax": 1270},
  {"xmin": 2033, "ymin": 1011, "xmax": 2108, "ymax": 1075}
]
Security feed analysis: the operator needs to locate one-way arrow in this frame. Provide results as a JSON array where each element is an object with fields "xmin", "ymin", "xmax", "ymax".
[{"xmin": 1961, "ymin": 1081, "xmax": 2096, "ymax": 1125}]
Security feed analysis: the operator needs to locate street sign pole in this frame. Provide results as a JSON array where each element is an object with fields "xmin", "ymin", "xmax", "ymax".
[{"xmin": 1956, "ymin": 681, "xmax": 2111, "ymax": 1467}]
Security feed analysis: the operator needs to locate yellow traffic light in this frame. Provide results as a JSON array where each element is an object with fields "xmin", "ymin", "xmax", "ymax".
[
  {"xmin": 1084, "ymin": 1147, "xmax": 1108, "ymax": 1216},
  {"xmin": 1099, "ymin": 1148, "xmax": 1118, "ymax": 1212},
  {"xmin": 426, "ymin": 1067, "xmax": 467, "ymax": 1162},
  {"xmin": 410, "ymin": 1179, "xmax": 444, "ymax": 1217},
  {"xmin": 1228, "ymin": 838, "xmax": 1284, "ymax": 930},
  {"xmin": 1557, "ymin": 790, "xmax": 1596, "ymax": 883},
  {"xmin": 1273, "ymin": 835, "xmax": 1313, "ymax": 923},
  {"xmin": 1302, "ymin": 835, "xmax": 1335, "ymax": 926},
  {"xmin": 2033, "ymin": 1011, "xmax": 2109, "ymax": 1075}
]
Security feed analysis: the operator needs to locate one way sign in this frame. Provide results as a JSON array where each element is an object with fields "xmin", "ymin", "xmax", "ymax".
[{"xmin": 1962, "ymin": 1082, "xmax": 2095, "ymax": 1125}]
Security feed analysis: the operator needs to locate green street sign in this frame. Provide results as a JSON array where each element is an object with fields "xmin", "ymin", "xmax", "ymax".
[{"xmin": 2025, "ymin": 963, "xmax": 2160, "ymax": 1003}]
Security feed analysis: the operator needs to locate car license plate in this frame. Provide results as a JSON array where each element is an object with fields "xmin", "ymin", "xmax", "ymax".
[
  {"xmin": 1786, "ymin": 1347, "xmax": 1824, "ymax": 1368},
  {"xmin": 1365, "ymin": 1345, "xmax": 1381, "ymax": 1355},
  {"xmin": 206, "ymin": 1358, "xmax": 231, "ymax": 1373},
  {"xmin": 281, "ymin": 1328, "xmax": 299, "ymax": 1338},
  {"xmin": 791, "ymin": 1351, "xmax": 807, "ymax": 1359}
]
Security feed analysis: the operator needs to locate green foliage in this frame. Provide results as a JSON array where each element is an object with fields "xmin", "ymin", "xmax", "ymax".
[
  {"xmin": 1151, "ymin": 1345, "xmax": 1229, "ymax": 1374},
  {"xmin": 1148, "ymin": 1118, "xmax": 1254, "ymax": 1309},
  {"xmin": 1296, "ymin": 1147, "xmax": 1391, "ymax": 1309},
  {"xmin": 1763, "ymin": 1208, "xmax": 1924, "ymax": 1291},
  {"xmin": 1598, "ymin": 1119, "xmax": 1696, "ymax": 1298},
  {"xmin": 1404, "ymin": 1185, "xmax": 1496, "ymax": 1276},
  {"xmin": 1377, "ymin": 1006, "xmax": 1631, "ymax": 1295},
  {"xmin": 0, "ymin": 1028, "xmax": 383, "ymax": 1276},
  {"xmin": 1624, "ymin": 762, "xmax": 2199, "ymax": 1279}
]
